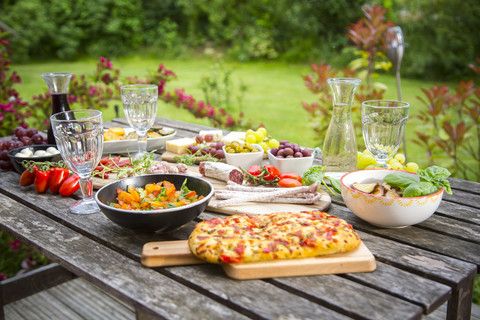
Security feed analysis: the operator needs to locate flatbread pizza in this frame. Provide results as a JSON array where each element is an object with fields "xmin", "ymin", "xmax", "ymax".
[{"xmin": 188, "ymin": 211, "xmax": 361, "ymax": 263}]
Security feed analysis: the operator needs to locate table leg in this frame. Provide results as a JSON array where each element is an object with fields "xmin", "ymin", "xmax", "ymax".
[{"xmin": 447, "ymin": 270, "xmax": 475, "ymax": 320}]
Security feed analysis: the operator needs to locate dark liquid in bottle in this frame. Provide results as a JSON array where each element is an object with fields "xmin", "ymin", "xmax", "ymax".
[{"xmin": 47, "ymin": 93, "xmax": 70, "ymax": 145}]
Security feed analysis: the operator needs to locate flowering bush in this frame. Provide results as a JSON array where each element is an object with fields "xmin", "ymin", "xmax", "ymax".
[
  {"xmin": 414, "ymin": 58, "xmax": 480, "ymax": 181},
  {"xmin": 0, "ymin": 31, "xmax": 33, "ymax": 136},
  {"xmin": 0, "ymin": 231, "xmax": 50, "ymax": 280}
]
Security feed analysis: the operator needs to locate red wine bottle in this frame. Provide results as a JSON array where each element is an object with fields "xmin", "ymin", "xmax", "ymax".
[{"xmin": 47, "ymin": 93, "xmax": 70, "ymax": 145}]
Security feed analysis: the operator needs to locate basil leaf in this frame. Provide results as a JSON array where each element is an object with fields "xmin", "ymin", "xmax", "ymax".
[
  {"xmin": 403, "ymin": 181, "xmax": 438, "ymax": 197},
  {"xmin": 302, "ymin": 165, "xmax": 325, "ymax": 186},
  {"xmin": 327, "ymin": 176, "xmax": 342, "ymax": 194},
  {"xmin": 384, "ymin": 173, "xmax": 418, "ymax": 189}
]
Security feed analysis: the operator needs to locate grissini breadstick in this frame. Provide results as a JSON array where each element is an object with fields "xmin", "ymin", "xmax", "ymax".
[{"xmin": 211, "ymin": 182, "xmax": 319, "ymax": 207}]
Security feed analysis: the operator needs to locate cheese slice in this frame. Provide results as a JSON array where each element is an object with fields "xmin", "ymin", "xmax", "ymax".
[
  {"xmin": 166, "ymin": 138, "xmax": 196, "ymax": 154},
  {"xmin": 221, "ymin": 131, "xmax": 246, "ymax": 145}
]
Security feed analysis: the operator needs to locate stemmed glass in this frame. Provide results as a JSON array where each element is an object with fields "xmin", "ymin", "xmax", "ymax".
[
  {"xmin": 50, "ymin": 109, "xmax": 103, "ymax": 214},
  {"xmin": 361, "ymin": 100, "xmax": 410, "ymax": 168},
  {"xmin": 121, "ymin": 84, "xmax": 158, "ymax": 158}
]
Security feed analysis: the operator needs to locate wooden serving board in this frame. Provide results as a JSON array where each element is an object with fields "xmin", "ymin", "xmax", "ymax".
[
  {"xmin": 141, "ymin": 240, "xmax": 376, "ymax": 280},
  {"xmin": 93, "ymin": 164, "xmax": 332, "ymax": 214},
  {"xmin": 186, "ymin": 166, "xmax": 331, "ymax": 214}
]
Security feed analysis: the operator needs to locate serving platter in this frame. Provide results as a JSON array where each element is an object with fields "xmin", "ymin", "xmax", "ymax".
[
  {"xmin": 102, "ymin": 127, "xmax": 176, "ymax": 155},
  {"xmin": 141, "ymin": 240, "xmax": 376, "ymax": 280}
]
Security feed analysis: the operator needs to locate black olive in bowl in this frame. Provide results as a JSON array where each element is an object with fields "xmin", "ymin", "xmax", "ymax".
[
  {"xmin": 8, "ymin": 144, "xmax": 62, "ymax": 174},
  {"xmin": 94, "ymin": 174, "xmax": 214, "ymax": 232}
]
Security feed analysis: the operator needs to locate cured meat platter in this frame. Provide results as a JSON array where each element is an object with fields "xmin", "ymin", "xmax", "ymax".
[{"xmin": 141, "ymin": 240, "xmax": 376, "ymax": 280}]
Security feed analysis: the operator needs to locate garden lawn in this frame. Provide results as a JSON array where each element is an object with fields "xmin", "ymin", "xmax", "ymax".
[{"xmin": 14, "ymin": 56, "xmax": 442, "ymax": 168}]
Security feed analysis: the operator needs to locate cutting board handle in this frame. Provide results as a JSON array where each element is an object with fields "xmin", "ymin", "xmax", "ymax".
[{"xmin": 141, "ymin": 240, "xmax": 206, "ymax": 267}]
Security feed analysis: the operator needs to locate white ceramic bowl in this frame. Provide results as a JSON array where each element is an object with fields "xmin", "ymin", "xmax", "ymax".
[
  {"xmin": 223, "ymin": 144, "xmax": 264, "ymax": 170},
  {"xmin": 341, "ymin": 169, "xmax": 444, "ymax": 228},
  {"xmin": 267, "ymin": 149, "xmax": 313, "ymax": 176}
]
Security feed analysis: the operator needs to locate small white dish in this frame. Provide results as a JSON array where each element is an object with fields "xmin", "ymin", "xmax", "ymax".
[
  {"xmin": 223, "ymin": 144, "xmax": 263, "ymax": 170},
  {"xmin": 267, "ymin": 149, "xmax": 313, "ymax": 176}
]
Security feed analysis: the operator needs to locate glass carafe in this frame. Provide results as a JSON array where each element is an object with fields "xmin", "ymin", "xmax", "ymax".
[
  {"xmin": 322, "ymin": 78, "xmax": 361, "ymax": 174},
  {"xmin": 42, "ymin": 72, "xmax": 72, "ymax": 145}
]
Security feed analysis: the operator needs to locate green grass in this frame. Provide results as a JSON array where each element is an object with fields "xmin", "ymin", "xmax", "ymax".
[{"xmin": 13, "ymin": 56, "xmax": 441, "ymax": 168}]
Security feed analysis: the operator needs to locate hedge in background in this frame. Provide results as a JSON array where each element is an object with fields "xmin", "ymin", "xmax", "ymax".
[{"xmin": 1, "ymin": 0, "xmax": 479, "ymax": 80}]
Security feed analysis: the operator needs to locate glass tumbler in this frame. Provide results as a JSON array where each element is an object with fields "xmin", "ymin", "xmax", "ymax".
[
  {"xmin": 50, "ymin": 109, "xmax": 103, "ymax": 214},
  {"xmin": 121, "ymin": 84, "xmax": 158, "ymax": 158},
  {"xmin": 361, "ymin": 100, "xmax": 410, "ymax": 168}
]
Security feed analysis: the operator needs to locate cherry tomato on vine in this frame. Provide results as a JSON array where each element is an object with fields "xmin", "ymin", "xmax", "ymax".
[
  {"xmin": 263, "ymin": 165, "xmax": 280, "ymax": 181},
  {"xmin": 34, "ymin": 169, "xmax": 51, "ymax": 194},
  {"xmin": 59, "ymin": 174, "xmax": 80, "ymax": 197},
  {"xmin": 279, "ymin": 173, "xmax": 302, "ymax": 182},
  {"xmin": 19, "ymin": 165, "xmax": 38, "ymax": 187},
  {"xmin": 49, "ymin": 167, "xmax": 70, "ymax": 194},
  {"xmin": 246, "ymin": 165, "xmax": 262, "ymax": 176},
  {"xmin": 278, "ymin": 178, "xmax": 303, "ymax": 188}
]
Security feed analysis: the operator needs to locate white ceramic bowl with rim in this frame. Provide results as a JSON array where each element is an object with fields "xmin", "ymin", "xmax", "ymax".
[
  {"xmin": 341, "ymin": 169, "xmax": 444, "ymax": 228},
  {"xmin": 223, "ymin": 144, "xmax": 264, "ymax": 170},
  {"xmin": 267, "ymin": 149, "xmax": 314, "ymax": 176}
]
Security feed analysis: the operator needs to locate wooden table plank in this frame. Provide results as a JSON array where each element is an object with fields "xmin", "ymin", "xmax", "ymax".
[{"xmin": 0, "ymin": 194, "xmax": 249, "ymax": 320}]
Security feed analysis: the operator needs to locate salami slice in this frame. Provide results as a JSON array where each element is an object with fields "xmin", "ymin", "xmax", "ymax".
[{"xmin": 199, "ymin": 161, "xmax": 243, "ymax": 184}]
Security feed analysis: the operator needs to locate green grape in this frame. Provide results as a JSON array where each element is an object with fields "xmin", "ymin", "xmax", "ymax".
[
  {"xmin": 267, "ymin": 138, "xmax": 280, "ymax": 149},
  {"xmin": 394, "ymin": 153, "xmax": 406, "ymax": 164},
  {"xmin": 245, "ymin": 134, "xmax": 256, "ymax": 144},
  {"xmin": 405, "ymin": 162, "xmax": 419, "ymax": 172},
  {"xmin": 390, "ymin": 160, "xmax": 403, "ymax": 170},
  {"xmin": 362, "ymin": 149, "xmax": 373, "ymax": 155},
  {"xmin": 357, "ymin": 153, "xmax": 376, "ymax": 169}
]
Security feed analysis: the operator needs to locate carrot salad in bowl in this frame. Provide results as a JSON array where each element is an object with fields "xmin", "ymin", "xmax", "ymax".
[{"xmin": 111, "ymin": 179, "xmax": 204, "ymax": 211}]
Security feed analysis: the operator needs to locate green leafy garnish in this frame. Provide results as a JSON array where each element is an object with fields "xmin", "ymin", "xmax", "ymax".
[
  {"xmin": 384, "ymin": 165, "xmax": 452, "ymax": 197},
  {"xmin": 174, "ymin": 147, "xmax": 220, "ymax": 166},
  {"xmin": 301, "ymin": 165, "xmax": 341, "ymax": 195}
]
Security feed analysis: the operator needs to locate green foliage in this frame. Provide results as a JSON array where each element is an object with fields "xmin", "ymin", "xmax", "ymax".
[
  {"xmin": 301, "ymin": 5, "xmax": 392, "ymax": 148},
  {"xmin": 200, "ymin": 62, "xmax": 248, "ymax": 115},
  {"xmin": 413, "ymin": 61, "xmax": 480, "ymax": 181},
  {"xmin": 395, "ymin": 0, "xmax": 480, "ymax": 80}
]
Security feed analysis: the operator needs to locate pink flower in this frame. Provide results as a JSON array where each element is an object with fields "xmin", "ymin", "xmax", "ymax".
[
  {"xmin": 99, "ymin": 56, "xmax": 105, "ymax": 63},
  {"xmin": 21, "ymin": 257, "xmax": 36, "ymax": 269},
  {"xmin": 8, "ymin": 239, "xmax": 21, "ymax": 252},
  {"xmin": 0, "ymin": 273, "xmax": 6, "ymax": 281}
]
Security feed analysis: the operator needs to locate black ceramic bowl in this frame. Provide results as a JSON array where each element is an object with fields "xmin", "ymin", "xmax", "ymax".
[
  {"xmin": 95, "ymin": 174, "xmax": 214, "ymax": 232},
  {"xmin": 8, "ymin": 144, "xmax": 62, "ymax": 173}
]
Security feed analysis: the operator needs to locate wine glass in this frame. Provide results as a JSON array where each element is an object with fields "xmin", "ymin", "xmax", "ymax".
[
  {"xmin": 121, "ymin": 84, "xmax": 158, "ymax": 158},
  {"xmin": 361, "ymin": 100, "xmax": 410, "ymax": 168},
  {"xmin": 50, "ymin": 109, "xmax": 103, "ymax": 214}
]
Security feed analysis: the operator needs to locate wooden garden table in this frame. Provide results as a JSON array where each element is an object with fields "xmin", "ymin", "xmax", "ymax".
[{"xmin": 0, "ymin": 117, "xmax": 479, "ymax": 320}]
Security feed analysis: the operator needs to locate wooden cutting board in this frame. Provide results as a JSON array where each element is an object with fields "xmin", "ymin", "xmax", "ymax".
[
  {"xmin": 141, "ymin": 240, "xmax": 376, "ymax": 280},
  {"xmin": 93, "ymin": 165, "xmax": 332, "ymax": 214},
  {"xmin": 186, "ymin": 166, "xmax": 331, "ymax": 214}
]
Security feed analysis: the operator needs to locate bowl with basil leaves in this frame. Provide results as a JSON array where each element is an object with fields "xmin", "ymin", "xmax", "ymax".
[{"xmin": 340, "ymin": 166, "xmax": 452, "ymax": 228}]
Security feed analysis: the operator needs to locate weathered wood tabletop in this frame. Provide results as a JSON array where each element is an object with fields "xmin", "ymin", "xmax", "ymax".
[{"xmin": 0, "ymin": 117, "xmax": 479, "ymax": 320}]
